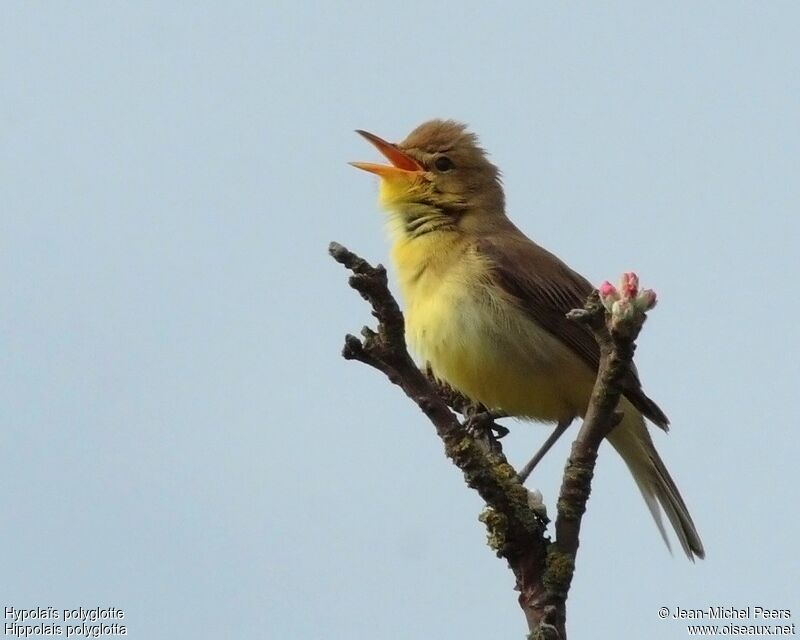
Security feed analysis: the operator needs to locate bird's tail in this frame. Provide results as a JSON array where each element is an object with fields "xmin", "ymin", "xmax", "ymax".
[{"xmin": 607, "ymin": 401, "xmax": 705, "ymax": 560}]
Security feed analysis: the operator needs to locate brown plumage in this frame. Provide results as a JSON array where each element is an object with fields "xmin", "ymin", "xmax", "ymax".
[{"xmin": 476, "ymin": 234, "xmax": 671, "ymax": 429}]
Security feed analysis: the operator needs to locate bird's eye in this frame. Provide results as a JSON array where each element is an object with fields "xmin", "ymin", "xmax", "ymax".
[{"xmin": 434, "ymin": 156, "xmax": 454, "ymax": 172}]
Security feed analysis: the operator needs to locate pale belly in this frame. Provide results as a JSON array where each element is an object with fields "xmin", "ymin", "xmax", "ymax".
[{"xmin": 404, "ymin": 279, "xmax": 595, "ymax": 423}]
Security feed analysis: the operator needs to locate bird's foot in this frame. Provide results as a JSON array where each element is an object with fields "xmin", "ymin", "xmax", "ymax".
[
  {"xmin": 464, "ymin": 404, "xmax": 509, "ymax": 438},
  {"xmin": 463, "ymin": 405, "xmax": 509, "ymax": 454}
]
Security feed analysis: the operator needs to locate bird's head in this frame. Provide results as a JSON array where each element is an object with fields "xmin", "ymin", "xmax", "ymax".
[{"xmin": 351, "ymin": 120, "xmax": 506, "ymax": 238}]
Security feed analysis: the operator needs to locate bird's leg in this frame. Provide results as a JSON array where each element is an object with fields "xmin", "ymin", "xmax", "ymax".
[
  {"xmin": 517, "ymin": 420, "xmax": 572, "ymax": 484},
  {"xmin": 464, "ymin": 403, "xmax": 509, "ymax": 439},
  {"xmin": 460, "ymin": 404, "xmax": 509, "ymax": 456}
]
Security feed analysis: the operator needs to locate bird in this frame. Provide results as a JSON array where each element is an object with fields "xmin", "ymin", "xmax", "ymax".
[{"xmin": 350, "ymin": 119, "xmax": 704, "ymax": 560}]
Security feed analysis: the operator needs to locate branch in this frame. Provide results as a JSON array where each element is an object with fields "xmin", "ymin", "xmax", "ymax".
[
  {"xmin": 329, "ymin": 242, "xmax": 654, "ymax": 640},
  {"xmin": 328, "ymin": 242, "xmax": 552, "ymax": 623},
  {"xmin": 534, "ymin": 285, "xmax": 652, "ymax": 636}
]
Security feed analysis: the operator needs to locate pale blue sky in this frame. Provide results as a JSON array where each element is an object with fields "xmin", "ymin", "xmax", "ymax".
[{"xmin": 2, "ymin": 2, "xmax": 798, "ymax": 638}]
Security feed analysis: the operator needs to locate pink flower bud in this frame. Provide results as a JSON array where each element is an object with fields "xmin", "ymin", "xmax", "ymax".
[
  {"xmin": 598, "ymin": 281, "xmax": 619, "ymax": 312},
  {"xmin": 599, "ymin": 281, "xmax": 618, "ymax": 299},
  {"xmin": 635, "ymin": 288, "xmax": 658, "ymax": 311},
  {"xmin": 621, "ymin": 272, "xmax": 639, "ymax": 298},
  {"xmin": 598, "ymin": 273, "xmax": 658, "ymax": 327}
]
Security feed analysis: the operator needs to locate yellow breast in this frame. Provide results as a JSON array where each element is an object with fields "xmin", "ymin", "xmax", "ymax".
[{"xmin": 391, "ymin": 235, "xmax": 594, "ymax": 423}]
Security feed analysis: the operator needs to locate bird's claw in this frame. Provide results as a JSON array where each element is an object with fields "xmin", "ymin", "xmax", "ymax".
[{"xmin": 463, "ymin": 405, "xmax": 509, "ymax": 450}]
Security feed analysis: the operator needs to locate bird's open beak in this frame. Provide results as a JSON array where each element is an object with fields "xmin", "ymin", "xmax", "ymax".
[{"xmin": 350, "ymin": 130, "xmax": 425, "ymax": 177}]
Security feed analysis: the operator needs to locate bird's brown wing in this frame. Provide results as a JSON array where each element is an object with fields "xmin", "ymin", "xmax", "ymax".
[{"xmin": 475, "ymin": 234, "xmax": 669, "ymax": 430}]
